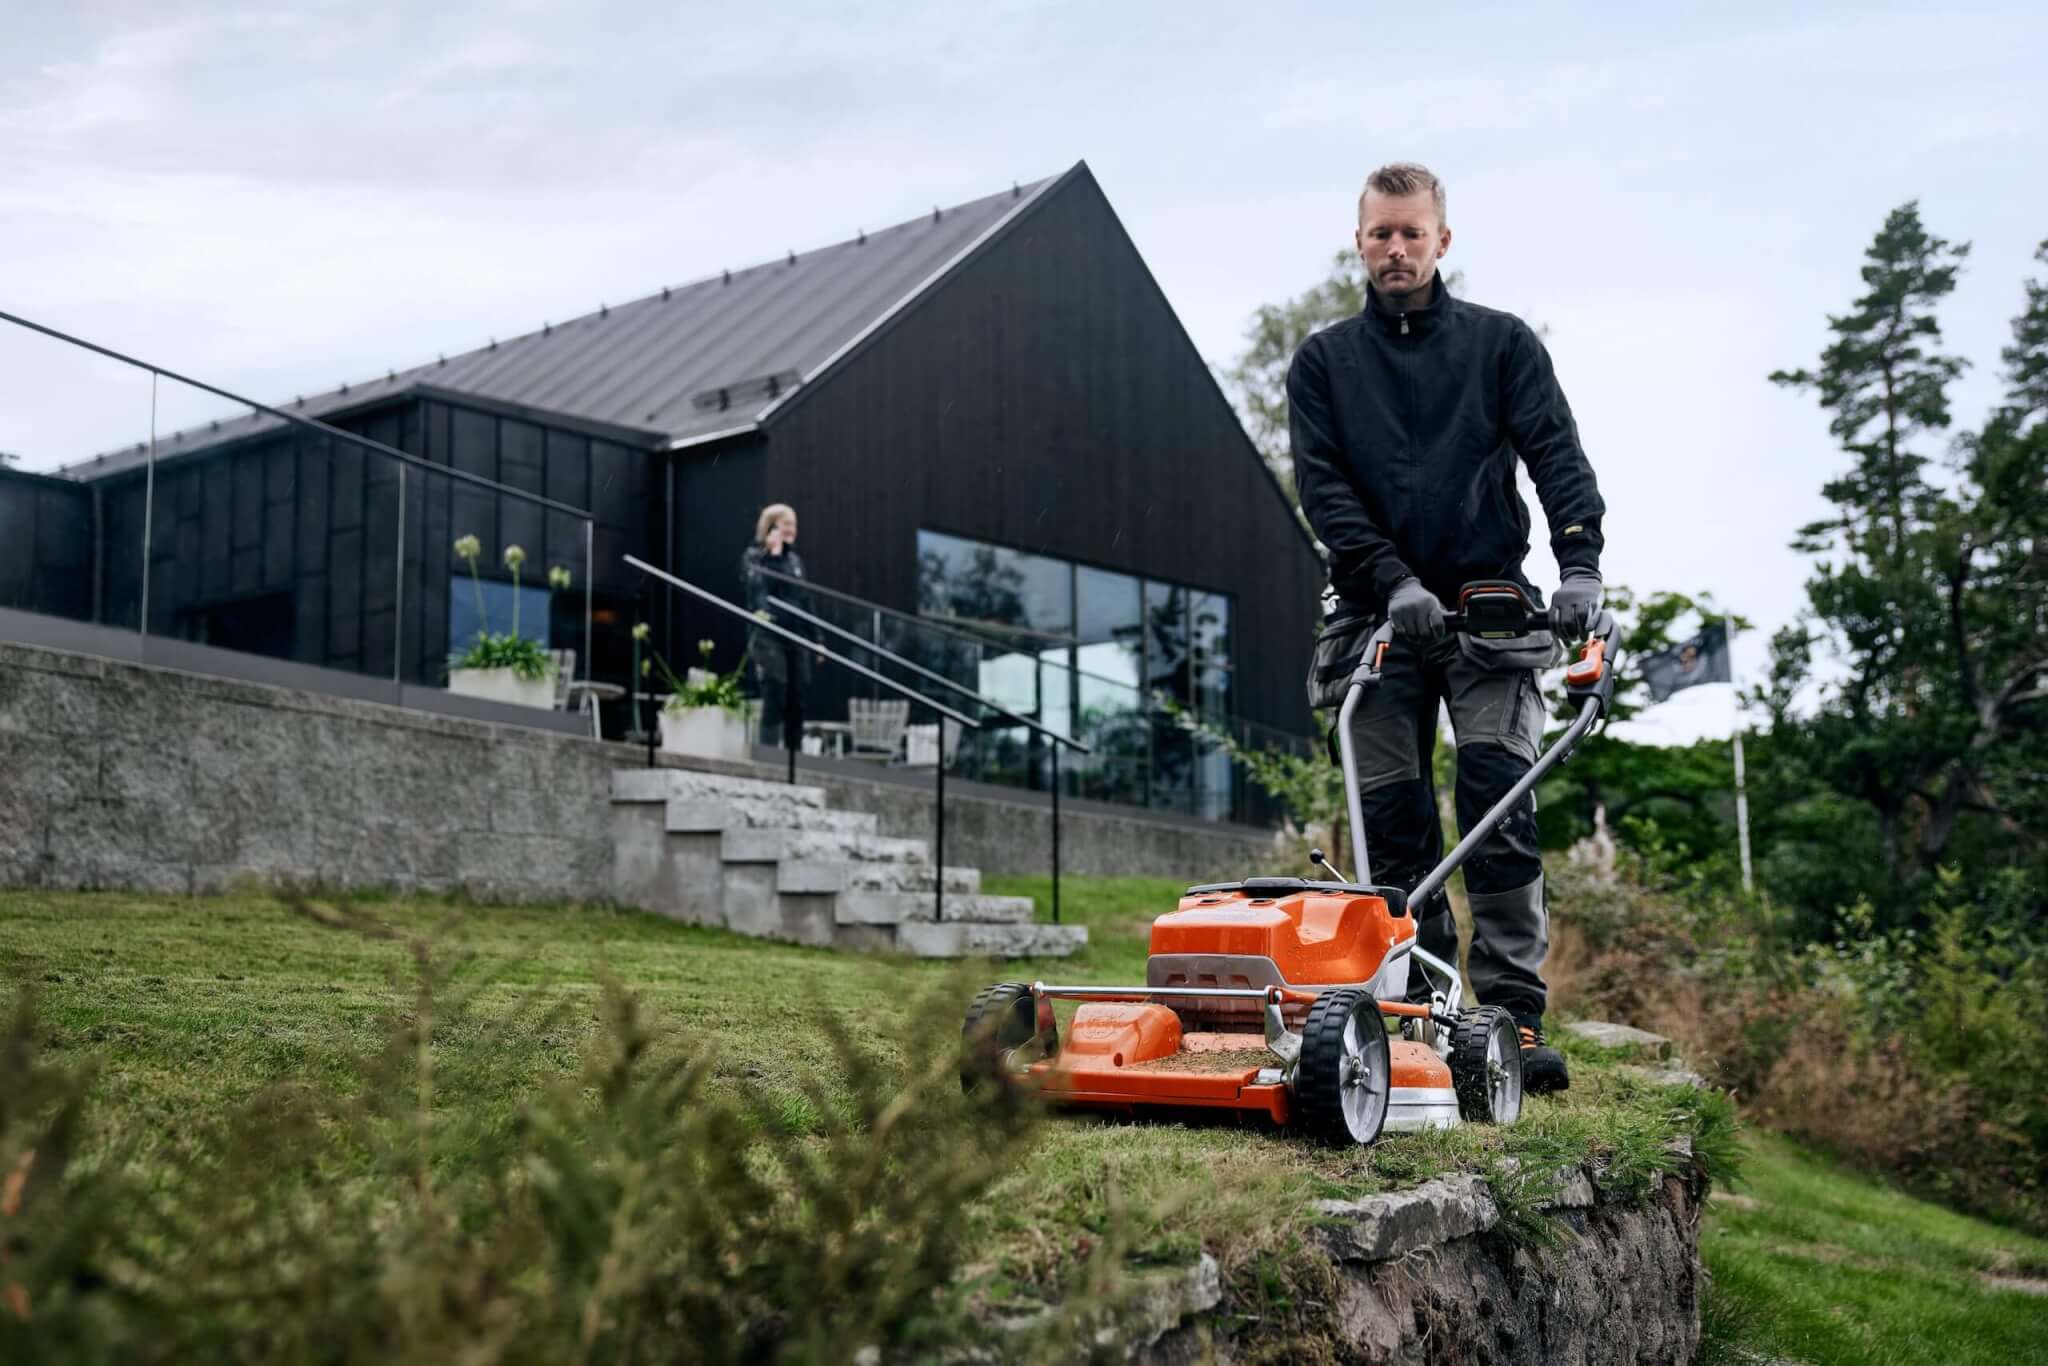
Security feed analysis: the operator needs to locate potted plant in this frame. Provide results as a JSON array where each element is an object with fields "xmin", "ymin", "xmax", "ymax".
[
  {"xmin": 640, "ymin": 628, "xmax": 753, "ymax": 760},
  {"xmin": 446, "ymin": 536, "xmax": 573, "ymax": 710}
]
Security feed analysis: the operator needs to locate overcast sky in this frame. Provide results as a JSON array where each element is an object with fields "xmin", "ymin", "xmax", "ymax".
[{"xmin": 4, "ymin": 0, "xmax": 2045, "ymax": 745}]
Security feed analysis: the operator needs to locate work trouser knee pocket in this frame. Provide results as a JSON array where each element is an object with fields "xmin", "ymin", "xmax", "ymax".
[{"xmin": 1465, "ymin": 874, "xmax": 1549, "ymax": 1015}]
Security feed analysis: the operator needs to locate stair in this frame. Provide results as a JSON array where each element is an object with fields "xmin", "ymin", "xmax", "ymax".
[{"xmin": 609, "ymin": 768, "xmax": 1087, "ymax": 959}]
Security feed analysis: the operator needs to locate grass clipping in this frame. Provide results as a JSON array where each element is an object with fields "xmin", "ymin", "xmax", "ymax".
[{"xmin": 0, "ymin": 898, "xmax": 1121, "ymax": 1366}]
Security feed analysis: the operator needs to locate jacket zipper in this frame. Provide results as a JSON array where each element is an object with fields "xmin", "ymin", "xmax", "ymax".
[{"xmin": 1398, "ymin": 314, "xmax": 1421, "ymax": 562}]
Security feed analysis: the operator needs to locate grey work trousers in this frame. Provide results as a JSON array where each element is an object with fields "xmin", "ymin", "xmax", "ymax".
[{"xmin": 1343, "ymin": 634, "xmax": 1553, "ymax": 1021}]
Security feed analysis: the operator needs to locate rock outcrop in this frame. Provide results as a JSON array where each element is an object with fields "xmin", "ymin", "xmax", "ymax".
[{"xmin": 1111, "ymin": 1154, "xmax": 1706, "ymax": 1364}]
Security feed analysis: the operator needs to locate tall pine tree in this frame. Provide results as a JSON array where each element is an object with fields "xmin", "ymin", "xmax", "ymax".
[{"xmin": 1771, "ymin": 207, "xmax": 2047, "ymax": 915}]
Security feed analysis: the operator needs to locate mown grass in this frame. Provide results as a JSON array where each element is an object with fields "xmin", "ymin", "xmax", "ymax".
[
  {"xmin": 0, "ymin": 880, "xmax": 1722, "ymax": 1319},
  {"xmin": 1700, "ymin": 1133, "xmax": 2048, "ymax": 1366}
]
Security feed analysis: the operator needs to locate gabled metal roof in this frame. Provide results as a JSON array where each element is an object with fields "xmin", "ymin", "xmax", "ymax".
[{"xmin": 61, "ymin": 172, "xmax": 1060, "ymax": 479}]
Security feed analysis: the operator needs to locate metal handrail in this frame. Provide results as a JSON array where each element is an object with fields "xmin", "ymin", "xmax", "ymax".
[
  {"xmin": 765, "ymin": 593, "xmax": 1089, "ymax": 754},
  {"xmin": 626, "ymin": 557, "xmax": 979, "ymax": 730},
  {"xmin": 0, "ymin": 308, "xmax": 593, "ymax": 518},
  {"xmin": 3, "ymin": 307, "xmax": 600, "ymax": 689},
  {"xmin": 767, "ymin": 587, "xmax": 1088, "ymax": 922},
  {"xmin": 748, "ymin": 562, "xmax": 1065, "ymax": 654},
  {"xmin": 746, "ymin": 561, "xmax": 1295, "ymax": 751},
  {"xmin": 626, "ymin": 554, "xmax": 987, "ymax": 923}
]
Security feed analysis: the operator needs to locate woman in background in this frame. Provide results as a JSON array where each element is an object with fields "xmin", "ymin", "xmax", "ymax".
[{"xmin": 741, "ymin": 503, "xmax": 810, "ymax": 752}]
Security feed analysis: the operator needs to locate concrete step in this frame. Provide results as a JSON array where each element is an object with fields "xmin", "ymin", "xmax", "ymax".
[
  {"xmin": 839, "ymin": 862, "xmax": 980, "ymax": 894},
  {"xmin": 610, "ymin": 804, "xmax": 724, "ymax": 925},
  {"xmin": 612, "ymin": 767, "xmax": 827, "ymax": 808},
  {"xmin": 720, "ymin": 863, "xmax": 838, "ymax": 948},
  {"xmin": 667, "ymin": 799, "xmax": 877, "ymax": 837},
  {"xmin": 721, "ymin": 826, "xmax": 928, "ymax": 865},
  {"xmin": 781, "ymin": 862, "xmax": 981, "ymax": 895},
  {"xmin": 834, "ymin": 891, "xmax": 1035, "ymax": 925},
  {"xmin": 895, "ymin": 922, "xmax": 1089, "ymax": 959}
]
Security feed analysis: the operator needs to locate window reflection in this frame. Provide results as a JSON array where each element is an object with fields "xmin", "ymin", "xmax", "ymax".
[
  {"xmin": 917, "ymin": 529, "xmax": 1071, "ymax": 635},
  {"xmin": 914, "ymin": 529, "xmax": 1235, "ymax": 818},
  {"xmin": 448, "ymin": 579, "xmax": 550, "ymax": 653}
]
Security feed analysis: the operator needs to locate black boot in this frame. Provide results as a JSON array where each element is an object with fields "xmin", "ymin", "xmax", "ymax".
[{"xmin": 1514, "ymin": 1015, "xmax": 1569, "ymax": 1094}]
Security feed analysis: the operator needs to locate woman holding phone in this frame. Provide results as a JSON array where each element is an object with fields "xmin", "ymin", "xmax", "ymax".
[{"xmin": 740, "ymin": 503, "xmax": 810, "ymax": 753}]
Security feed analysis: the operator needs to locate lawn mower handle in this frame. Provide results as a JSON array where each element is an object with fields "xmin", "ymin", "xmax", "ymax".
[{"xmin": 1335, "ymin": 606, "xmax": 1624, "ymax": 889}]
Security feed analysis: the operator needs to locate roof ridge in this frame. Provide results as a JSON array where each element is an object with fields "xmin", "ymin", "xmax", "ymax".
[{"xmin": 54, "ymin": 170, "xmax": 1069, "ymax": 476}]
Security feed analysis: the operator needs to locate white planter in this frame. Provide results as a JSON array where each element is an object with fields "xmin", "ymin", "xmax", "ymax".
[
  {"xmin": 448, "ymin": 666, "xmax": 555, "ymax": 710},
  {"xmin": 661, "ymin": 705, "xmax": 752, "ymax": 761}
]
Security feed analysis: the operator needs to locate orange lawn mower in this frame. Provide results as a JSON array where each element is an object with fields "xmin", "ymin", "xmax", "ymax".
[{"xmin": 963, "ymin": 581, "xmax": 1623, "ymax": 1145}]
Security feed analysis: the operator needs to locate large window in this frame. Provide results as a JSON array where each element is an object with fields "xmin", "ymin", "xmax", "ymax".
[{"xmin": 915, "ymin": 529, "xmax": 1233, "ymax": 816}]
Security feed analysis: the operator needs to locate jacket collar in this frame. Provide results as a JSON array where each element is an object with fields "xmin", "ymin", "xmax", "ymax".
[{"xmin": 1363, "ymin": 274, "xmax": 1450, "ymax": 335}]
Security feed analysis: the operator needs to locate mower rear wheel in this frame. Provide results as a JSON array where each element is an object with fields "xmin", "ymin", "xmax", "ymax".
[
  {"xmin": 1295, "ymin": 988, "xmax": 1391, "ymax": 1145},
  {"xmin": 1449, "ymin": 1007, "xmax": 1524, "ymax": 1125},
  {"xmin": 961, "ymin": 982, "xmax": 1050, "ymax": 1093}
]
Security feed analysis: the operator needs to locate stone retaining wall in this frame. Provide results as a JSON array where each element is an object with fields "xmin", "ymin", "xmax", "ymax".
[
  {"xmin": 0, "ymin": 640, "xmax": 1284, "ymax": 900},
  {"xmin": 1103, "ymin": 1155, "xmax": 1705, "ymax": 1364},
  {"xmin": 0, "ymin": 641, "xmax": 619, "ymax": 901}
]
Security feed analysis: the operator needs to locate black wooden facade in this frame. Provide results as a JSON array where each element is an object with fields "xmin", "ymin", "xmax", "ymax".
[
  {"xmin": 0, "ymin": 466, "xmax": 95, "ymax": 623},
  {"xmin": 673, "ymin": 165, "xmax": 1321, "ymax": 744}
]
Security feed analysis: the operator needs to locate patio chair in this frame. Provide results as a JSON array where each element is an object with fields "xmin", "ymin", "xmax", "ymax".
[
  {"xmin": 550, "ymin": 648, "xmax": 617, "ymax": 740},
  {"xmin": 849, "ymin": 698, "xmax": 910, "ymax": 762},
  {"xmin": 903, "ymin": 718, "xmax": 963, "ymax": 769}
]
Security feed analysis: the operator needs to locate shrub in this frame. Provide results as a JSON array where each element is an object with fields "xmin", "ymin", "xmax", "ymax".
[
  {"xmin": 0, "ymin": 903, "xmax": 1106, "ymax": 1363},
  {"xmin": 642, "ymin": 636, "xmax": 751, "ymax": 715},
  {"xmin": 1546, "ymin": 856, "xmax": 2048, "ymax": 1232}
]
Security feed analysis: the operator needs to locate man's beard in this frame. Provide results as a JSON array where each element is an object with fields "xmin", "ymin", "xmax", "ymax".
[{"xmin": 1378, "ymin": 266, "xmax": 1429, "ymax": 300}]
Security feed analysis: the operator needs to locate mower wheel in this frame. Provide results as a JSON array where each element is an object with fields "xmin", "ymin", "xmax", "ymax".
[
  {"xmin": 1449, "ymin": 1007, "xmax": 1524, "ymax": 1125},
  {"xmin": 960, "ymin": 983, "xmax": 1050, "ymax": 1093},
  {"xmin": 1295, "ymin": 988, "xmax": 1390, "ymax": 1145}
]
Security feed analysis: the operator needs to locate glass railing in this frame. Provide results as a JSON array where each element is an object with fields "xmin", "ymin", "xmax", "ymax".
[
  {"xmin": 748, "ymin": 564, "xmax": 1314, "ymax": 826},
  {"xmin": 0, "ymin": 310, "xmax": 612, "ymax": 727}
]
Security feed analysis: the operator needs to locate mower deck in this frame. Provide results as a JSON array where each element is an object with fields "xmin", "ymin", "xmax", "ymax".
[{"xmin": 1026, "ymin": 1006, "xmax": 1461, "ymax": 1132}]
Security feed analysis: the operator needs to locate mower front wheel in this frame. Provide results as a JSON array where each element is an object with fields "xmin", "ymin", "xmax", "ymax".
[
  {"xmin": 1296, "ymin": 988, "xmax": 1391, "ymax": 1145},
  {"xmin": 1449, "ymin": 1006, "xmax": 1524, "ymax": 1125},
  {"xmin": 961, "ymin": 982, "xmax": 1052, "ymax": 1093}
]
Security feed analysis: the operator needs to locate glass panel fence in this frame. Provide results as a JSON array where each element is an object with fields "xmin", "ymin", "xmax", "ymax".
[
  {"xmin": 0, "ymin": 319, "xmax": 156, "ymax": 631},
  {"xmin": 749, "ymin": 562, "xmax": 1315, "ymax": 827},
  {"xmin": 0, "ymin": 313, "xmax": 602, "ymax": 726}
]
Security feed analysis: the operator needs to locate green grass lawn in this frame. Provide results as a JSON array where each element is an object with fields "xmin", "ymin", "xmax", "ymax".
[
  {"xmin": 1700, "ymin": 1133, "xmax": 2048, "ymax": 1366},
  {"xmin": 45, "ymin": 874, "xmax": 2048, "ymax": 1359},
  {"xmin": 0, "ymin": 876, "xmax": 1721, "ymax": 1311}
]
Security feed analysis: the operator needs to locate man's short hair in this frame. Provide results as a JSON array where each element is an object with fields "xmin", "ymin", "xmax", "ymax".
[{"xmin": 1358, "ymin": 162, "xmax": 1447, "ymax": 225}]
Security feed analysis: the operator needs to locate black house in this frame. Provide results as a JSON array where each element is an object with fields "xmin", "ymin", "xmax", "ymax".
[{"xmin": 5, "ymin": 162, "xmax": 1323, "ymax": 822}]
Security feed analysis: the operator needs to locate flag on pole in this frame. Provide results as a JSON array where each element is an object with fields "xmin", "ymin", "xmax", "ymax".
[{"xmin": 1639, "ymin": 622, "xmax": 1733, "ymax": 702}]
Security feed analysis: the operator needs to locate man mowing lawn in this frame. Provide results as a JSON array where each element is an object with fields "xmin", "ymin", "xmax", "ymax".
[{"xmin": 1290, "ymin": 161, "xmax": 1609, "ymax": 1093}]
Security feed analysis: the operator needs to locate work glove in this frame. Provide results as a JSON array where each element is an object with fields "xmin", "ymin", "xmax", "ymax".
[
  {"xmin": 1386, "ymin": 577, "xmax": 1446, "ymax": 646},
  {"xmin": 1549, "ymin": 571, "xmax": 1603, "ymax": 640}
]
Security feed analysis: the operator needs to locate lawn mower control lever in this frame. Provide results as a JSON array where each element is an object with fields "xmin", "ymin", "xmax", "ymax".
[{"xmin": 1309, "ymin": 846, "xmax": 1353, "ymax": 884}]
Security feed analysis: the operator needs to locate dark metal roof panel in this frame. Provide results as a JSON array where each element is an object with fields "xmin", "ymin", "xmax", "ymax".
[{"xmin": 61, "ymin": 177, "xmax": 1053, "ymax": 479}]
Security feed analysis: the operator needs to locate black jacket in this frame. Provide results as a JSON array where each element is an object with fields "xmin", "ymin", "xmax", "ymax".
[
  {"xmin": 741, "ymin": 543, "xmax": 813, "ymax": 685},
  {"xmin": 740, "ymin": 543, "xmax": 806, "ymax": 613},
  {"xmin": 1287, "ymin": 279, "xmax": 1605, "ymax": 615}
]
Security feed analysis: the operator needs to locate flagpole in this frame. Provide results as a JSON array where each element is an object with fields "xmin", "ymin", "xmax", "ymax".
[{"xmin": 1726, "ymin": 614, "xmax": 1754, "ymax": 895}]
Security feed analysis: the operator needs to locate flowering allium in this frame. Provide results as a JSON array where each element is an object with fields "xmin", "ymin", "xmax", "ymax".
[
  {"xmin": 454, "ymin": 534, "xmax": 482, "ymax": 561},
  {"xmin": 503, "ymin": 545, "xmax": 527, "ymax": 570}
]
